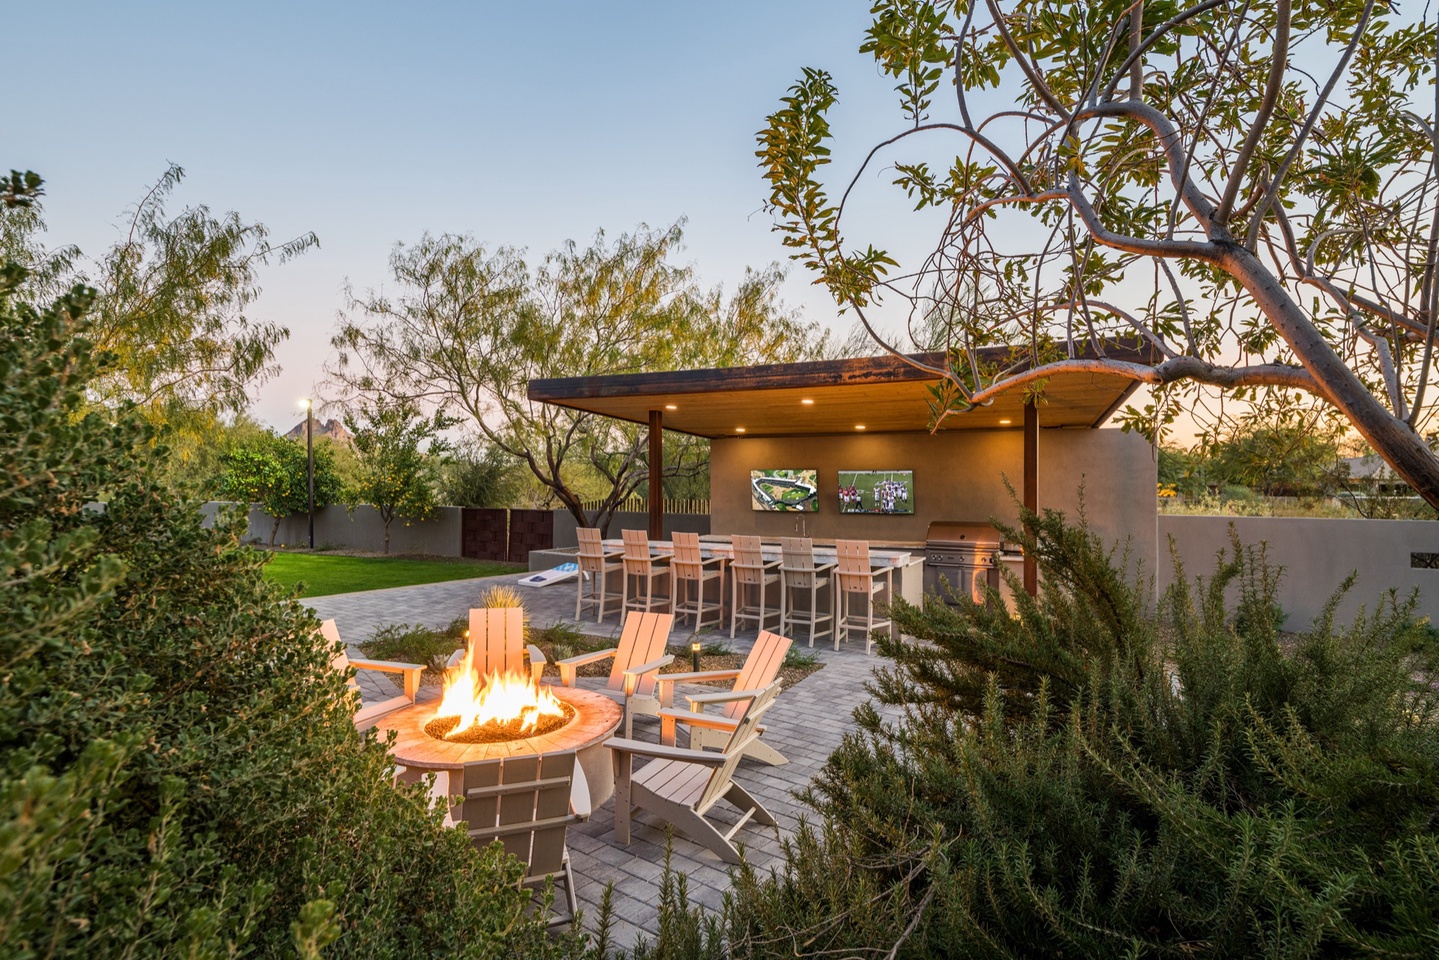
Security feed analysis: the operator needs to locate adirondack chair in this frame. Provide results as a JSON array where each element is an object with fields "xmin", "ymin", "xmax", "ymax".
[
  {"xmin": 575, "ymin": 526, "xmax": 623, "ymax": 623},
  {"xmin": 455, "ymin": 750, "xmax": 584, "ymax": 924},
  {"xmin": 320, "ymin": 619, "xmax": 424, "ymax": 729},
  {"xmin": 606, "ymin": 682, "xmax": 782, "ymax": 864},
  {"xmin": 834, "ymin": 539, "xmax": 894, "ymax": 655},
  {"xmin": 445, "ymin": 606, "xmax": 547, "ymax": 683},
  {"xmin": 555, "ymin": 611, "xmax": 674, "ymax": 737},
  {"xmin": 656, "ymin": 629, "xmax": 793, "ymax": 766},
  {"xmin": 670, "ymin": 531, "xmax": 726, "ymax": 630}
]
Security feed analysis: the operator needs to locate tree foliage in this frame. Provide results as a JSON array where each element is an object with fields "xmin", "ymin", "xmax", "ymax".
[
  {"xmin": 0, "ymin": 163, "xmax": 315, "ymax": 421},
  {"xmin": 328, "ymin": 224, "xmax": 830, "ymax": 530},
  {"xmin": 345, "ymin": 397, "xmax": 454, "ymax": 553},
  {"xmin": 0, "ymin": 202, "xmax": 588, "ymax": 956},
  {"xmin": 219, "ymin": 431, "xmax": 342, "ymax": 546},
  {"xmin": 758, "ymin": 0, "xmax": 1439, "ymax": 506},
  {"xmin": 666, "ymin": 508, "xmax": 1439, "ymax": 957},
  {"xmin": 440, "ymin": 439, "xmax": 526, "ymax": 509}
]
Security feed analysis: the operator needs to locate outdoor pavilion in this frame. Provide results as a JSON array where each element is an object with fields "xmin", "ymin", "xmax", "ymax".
[{"xmin": 527, "ymin": 342, "xmax": 1159, "ymax": 595}]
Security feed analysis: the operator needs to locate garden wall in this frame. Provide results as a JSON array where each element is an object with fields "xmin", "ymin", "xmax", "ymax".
[
  {"xmin": 1158, "ymin": 516, "xmax": 1439, "ymax": 627},
  {"xmin": 205, "ymin": 503, "xmax": 709, "ymax": 557}
]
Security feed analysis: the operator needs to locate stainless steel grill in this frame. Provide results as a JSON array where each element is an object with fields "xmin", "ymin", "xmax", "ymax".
[{"xmin": 923, "ymin": 521, "xmax": 1000, "ymax": 605}]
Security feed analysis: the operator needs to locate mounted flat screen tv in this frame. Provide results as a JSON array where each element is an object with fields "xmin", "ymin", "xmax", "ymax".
[
  {"xmin": 837, "ymin": 470, "xmax": 914, "ymax": 515},
  {"xmin": 750, "ymin": 469, "xmax": 819, "ymax": 512}
]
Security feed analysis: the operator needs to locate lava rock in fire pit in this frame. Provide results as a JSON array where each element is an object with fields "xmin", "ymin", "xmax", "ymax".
[{"xmin": 424, "ymin": 704, "xmax": 577, "ymax": 744}]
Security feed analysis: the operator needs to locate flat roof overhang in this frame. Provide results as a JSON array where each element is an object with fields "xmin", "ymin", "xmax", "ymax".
[{"xmin": 526, "ymin": 343, "xmax": 1154, "ymax": 438}]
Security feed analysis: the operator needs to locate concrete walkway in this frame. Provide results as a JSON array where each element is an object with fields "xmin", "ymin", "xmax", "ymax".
[{"xmin": 309, "ymin": 572, "xmax": 889, "ymax": 949}]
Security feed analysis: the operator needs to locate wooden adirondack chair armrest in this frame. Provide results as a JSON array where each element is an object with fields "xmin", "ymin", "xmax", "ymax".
[
  {"xmin": 656, "ymin": 668, "xmax": 743, "ymax": 707},
  {"xmin": 622, "ymin": 654, "xmax": 675, "ymax": 696},
  {"xmin": 348, "ymin": 657, "xmax": 424, "ymax": 700},
  {"xmin": 658, "ymin": 707, "xmax": 739, "ymax": 732},
  {"xmin": 604, "ymin": 737, "xmax": 732, "ymax": 766},
  {"xmin": 556, "ymin": 647, "xmax": 617, "ymax": 687},
  {"xmin": 526, "ymin": 643, "xmax": 548, "ymax": 683},
  {"xmin": 687, "ymin": 687, "xmax": 772, "ymax": 709}
]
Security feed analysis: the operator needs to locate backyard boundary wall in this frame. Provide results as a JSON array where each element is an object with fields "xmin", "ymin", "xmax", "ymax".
[
  {"xmin": 1158, "ymin": 516, "xmax": 1439, "ymax": 627},
  {"xmin": 204, "ymin": 503, "xmax": 708, "ymax": 557}
]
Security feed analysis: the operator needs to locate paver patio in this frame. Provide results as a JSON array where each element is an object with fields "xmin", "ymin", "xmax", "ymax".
[{"xmin": 308, "ymin": 569, "xmax": 893, "ymax": 949}]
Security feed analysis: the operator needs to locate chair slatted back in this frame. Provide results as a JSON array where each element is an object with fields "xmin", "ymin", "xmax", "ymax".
[
  {"xmin": 696, "ymin": 682, "xmax": 782, "ymax": 812},
  {"xmin": 780, "ymin": 537, "xmax": 822, "ymax": 588},
  {"xmin": 459, "ymin": 751, "xmax": 576, "ymax": 880},
  {"xmin": 724, "ymin": 631, "xmax": 792, "ymax": 721},
  {"xmin": 731, "ymin": 535, "xmax": 771, "ymax": 587},
  {"xmin": 320, "ymin": 619, "xmax": 360, "ymax": 692},
  {"xmin": 621, "ymin": 529, "xmax": 657, "ymax": 576},
  {"xmin": 469, "ymin": 607, "xmax": 527, "ymax": 677},
  {"xmin": 835, "ymin": 539, "xmax": 874, "ymax": 594},
  {"xmin": 608, "ymin": 611, "xmax": 674, "ymax": 697},
  {"xmin": 576, "ymin": 528, "xmax": 612, "ymax": 576},
  {"xmin": 671, "ymin": 531, "xmax": 705, "ymax": 582}
]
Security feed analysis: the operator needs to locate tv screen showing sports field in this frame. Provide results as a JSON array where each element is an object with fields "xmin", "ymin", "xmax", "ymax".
[
  {"xmin": 750, "ymin": 469, "xmax": 819, "ymax": 512},
  {"xmin": 837, "ymin": 470, "xmax": 914, "ymax": 515}
]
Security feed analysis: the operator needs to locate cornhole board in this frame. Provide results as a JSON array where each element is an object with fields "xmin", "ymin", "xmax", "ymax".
[{"xmin": 517, "ymin": 562, "xmax": 579, "ymax": 588}]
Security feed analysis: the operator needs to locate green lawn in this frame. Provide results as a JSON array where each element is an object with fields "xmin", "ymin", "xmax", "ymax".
[{"xmin": 263, "ymin": 552, "xmax": 523, "ymax": 598}]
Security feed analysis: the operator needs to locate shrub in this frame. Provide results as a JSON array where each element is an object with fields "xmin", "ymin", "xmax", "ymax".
[
  {"xmin": 360, "ymin": 620, "xmax": 465, "ymax": 673},
  {"xmin": 0, "ymin": 249, "xmax": 589, "ymax": 956},
  {"xmin": 649, "ymin": 506, "xmax": 1439, "ymax": 957}
]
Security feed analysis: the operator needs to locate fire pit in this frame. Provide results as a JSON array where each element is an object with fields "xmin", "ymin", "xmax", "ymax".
[{"xmin": 373, "ymin": 644, "xmax": 622, "ymax": 809}]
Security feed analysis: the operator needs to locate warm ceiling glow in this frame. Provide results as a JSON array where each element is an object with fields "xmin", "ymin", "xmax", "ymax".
[
  {"xmin": 665, "ymin": 404, "xmax": 677, "ymax": 410},
  {"xmin": 999, "ymin": 419, "xmax": 1012, "ymax": 425},
  {"xmin": 800, "ymin": 398, "xmax": 814, "ymax": 405},
  {"xmin": 855, "ymin": 424, "xmax": 866, "ymax": 430},
  {"xmin": 736, "ymin": 427, "xmax": 746, "ymax": 433}
]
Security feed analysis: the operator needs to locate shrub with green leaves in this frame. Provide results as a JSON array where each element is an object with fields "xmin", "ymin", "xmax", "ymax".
[
  {"xmin": 0, "ymin": 204, "xmax": 587, "ymax": 956},
  {"xmin": 683, "ymin": 508, "xmax": 1439, "ymax": 957}
]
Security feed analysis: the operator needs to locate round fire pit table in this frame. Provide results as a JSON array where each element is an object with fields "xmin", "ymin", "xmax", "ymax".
[{"xmin": 373, "ymin": 685, "xmax": 622, "ymax": 812}]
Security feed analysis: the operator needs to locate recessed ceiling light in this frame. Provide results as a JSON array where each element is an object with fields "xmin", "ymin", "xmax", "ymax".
[
  {"xmin": 855, "ymin": 424, "xmax": 866, "ymax": 430},
  {"xmin": 999, "ymin": 418, "xmax": 1012, "ymax": 425},
  {"xmin": 736, "ymin": 427, "xmax": 746, "ymax": 433},
  {"xmin": 800, "ymin": 398, "xmax": 814, "ymax": 405},
  {"xmin": 664, "ymin": 404, "xmax": 677, "ymax": 410}
]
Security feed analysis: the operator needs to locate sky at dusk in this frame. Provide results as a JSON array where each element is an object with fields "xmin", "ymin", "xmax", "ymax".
[{"xmin": 8, "ymin": 2, "xmax": 934, "ymax": 431}]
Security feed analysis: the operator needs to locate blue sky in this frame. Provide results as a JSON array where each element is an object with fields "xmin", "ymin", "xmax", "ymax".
[{"xmin": 8, "ymin": 1, "xmax": 914, "ymax": 430}]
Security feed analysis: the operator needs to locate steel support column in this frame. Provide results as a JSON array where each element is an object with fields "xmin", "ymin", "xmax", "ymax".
[
  {"xmin": 648, "ymin": 409, "xmax": 663, "ymax": 540},
  {"xmin": 1023, "ymin": 400, "xmax": 1038, "ymax": 596}
]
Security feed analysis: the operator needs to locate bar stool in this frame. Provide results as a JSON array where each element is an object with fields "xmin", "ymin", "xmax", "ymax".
[
  {"xmin": 575, "ymin": 526, "xmax": 624, "ymax": 623},
  {"xmin": 834, "ymin": 539, "xmax": 894, "ymax": 655},
  {"xmin": 730, "ymin": 535, "xmax": 781, "ymax": 638},
  {"xmin": 621, "ymin": 529, "xmax": 671, "ymax": 615},
  {"xmin": 670, "ymin": 531, "xmax": 726, "ymax": 630},
  {"xmin": 779, "ymin": 537, "xmax": 836, "ymax": 648}
]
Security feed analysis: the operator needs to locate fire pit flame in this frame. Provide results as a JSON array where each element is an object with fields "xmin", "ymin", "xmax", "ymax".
[{"xmin": 434, "ymin": 645, "xmax": 566, "ymax": 740}]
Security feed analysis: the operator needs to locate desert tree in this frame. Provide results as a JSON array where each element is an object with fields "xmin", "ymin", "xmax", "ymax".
[
  {"xmin": 345, "ymin": 396, "xmax": 454, "ymax": 554},
  {"xmin": 758, "ymin": 0, "xmax": 1439, "ymax": 505},
  {"xmin": 328, "ymin": 224, "xmax": 827, "ymax": 531}
]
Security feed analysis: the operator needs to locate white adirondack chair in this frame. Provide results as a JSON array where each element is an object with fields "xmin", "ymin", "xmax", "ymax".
[
  {"xmin": 320, "ymin": 619, "xmax": 424, "ymax": 729},
  {"xmin": 455, "ymin": 750, "xmax": 584, "ymax": 924},
  {"xmin": 606, "ymin": 682, "xmax": 782, "ymax": 864},
  {"xmin": 445, "ymin": 607, "xmax": 547, "ymax": 683},
  {"xmin": 555, "ymin": 611, "xmax": 674, "ymax": 737},
  {"xmin": 655, "ymin": 629, "xmax": 793, "ymax": 766}
]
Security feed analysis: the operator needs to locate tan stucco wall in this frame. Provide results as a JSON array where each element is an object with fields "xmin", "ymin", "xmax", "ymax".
[
  {"xmin": 1158, "ymin": 516, "xmax": 1439, "ymax": 627},
  {"xmin": 709, "ymin": 427, "xmax": 1157, "ymax": 572}
]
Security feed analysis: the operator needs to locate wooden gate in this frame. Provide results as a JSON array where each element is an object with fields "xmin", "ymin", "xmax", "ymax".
[
  {"xmin": 507, "ymin": 509, "xmax": 554, "ymax": 564},
  {"xmin": 461, "ymin": 508, "xmax": 508, "ymax": 561}
]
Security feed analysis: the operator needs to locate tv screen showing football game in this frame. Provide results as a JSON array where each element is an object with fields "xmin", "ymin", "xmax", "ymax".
[
  {"xmin": 750, "ymin": 469, "xmax": 820, "ymax": 512},
  {"xmin": 837, "ymin": 470, "xmax": 914, "ymax": 515}
]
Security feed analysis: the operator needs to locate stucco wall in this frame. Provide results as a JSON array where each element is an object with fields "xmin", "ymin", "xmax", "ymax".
[
  {"xmin": 710, "ymin": 427, "xmax": 1158, "ymax": 572},
  {"xmin": 1158, "ymin": 516, "xmax": 1439, "ymax": 627},
  {"xmin": 210, "ymin": 502, "xmax": 465, "ymax": 556}
]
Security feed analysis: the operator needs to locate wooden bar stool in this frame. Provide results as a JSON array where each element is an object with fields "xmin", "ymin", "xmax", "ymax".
[
  {"xmin": 834, "ymin": 539, "xmax": 894, "ymax": 655},
  {"xmin": 779, "ymin": 537, "xmax": 836, "ymax": 648},
  {"xmin": 621, "ymin": 529, "xmax": 671, "ymax": 615},
  {"xmin": 670, "ymin": 531, "xmax": 726, "ymax": 630},
  {"xmin": 575, "ymin": 527, "xmax": 623, "ymax": 623},
  {"xmin": 729, "ymin": 534, "xmax": 781, "ymax": 638}
]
